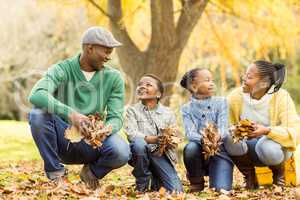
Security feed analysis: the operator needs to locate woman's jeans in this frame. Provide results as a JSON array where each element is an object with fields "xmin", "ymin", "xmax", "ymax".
[
  {"xmin": 28, "ymin": 108, "xmax": 131, "ymax": 180},
  {"xmin": 183, "ymin": 141, "xmax": 233, "ymax": 191},
  {"xmin": 224, "ymin": 135, "xmax": 292, "ymax": 166},
  {"xmin": 128, "ymin": 138, "xmax": 183, "ymax": 192}
]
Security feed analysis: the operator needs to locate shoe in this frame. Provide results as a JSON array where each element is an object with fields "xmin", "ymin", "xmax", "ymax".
[
  {"xmin": 187, "ymin": 175, "xmax": 205, "ymax": 192},
  {"xmin": 269, "ymin": 164, "xmax": 285, "ymax": 186},
  {"xmin": 51, "ymin": 176, "xmax": 68, "ymax": 190},
  {"xmin": 80, "ymin": 164, "xmax": 99, "ymax": 190},
  {"xmin": 230, "ymin": 152, "xmax": 259, "ymax": 189}
]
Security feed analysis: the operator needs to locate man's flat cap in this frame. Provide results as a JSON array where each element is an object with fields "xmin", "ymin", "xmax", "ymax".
[{"xmin": 81, "ymin": 26, "xmax": 122, "ymax": 48}]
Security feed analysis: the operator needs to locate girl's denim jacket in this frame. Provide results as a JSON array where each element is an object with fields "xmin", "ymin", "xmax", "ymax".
[{"xmin": 181, "ymin": 96, "xmax": 229, "ymax": 142}]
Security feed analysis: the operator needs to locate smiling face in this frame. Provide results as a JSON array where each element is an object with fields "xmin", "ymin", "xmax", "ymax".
[
  {"xmin": 189, "ymin": 69, "xmax": 215, "ymax": 97},
  {"xmin": 86, "ymin": 44, "xmax": 113, "ymax": 71},
  {"xmin": 242, "ymin": 63, "xmax": 270, "ymax": 94},
  {"xmin": 136, "ymin": 76, "xmax": 161, "ymax": 101}
]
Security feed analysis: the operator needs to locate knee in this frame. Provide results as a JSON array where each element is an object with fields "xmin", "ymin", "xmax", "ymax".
[
  {"xmin": 255, "ymin": 141, "xmax": 284, "ymax": 166},
  {"xmin": 184, "ymin": 142, "xmax": 201, "ymax": 160},
  {"xmin": 109, "ymin": 138, "xmax": 131, "ymax": 168},
  {"xmin": 223, "ymin": 136, "xmax": 248, "ymax": 156},
  {"xmin": 28, "ymin": 108, "xmax": 52, "ymax": 135},
  {"xmin": 130, "ymin": 138, "xmax": 148, "ymax": 155}
]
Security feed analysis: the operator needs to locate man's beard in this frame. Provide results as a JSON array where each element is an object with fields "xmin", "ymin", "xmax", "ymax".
[{"xmin": 90, "ymin": 60, "xmax": 102, "ymax": 71}]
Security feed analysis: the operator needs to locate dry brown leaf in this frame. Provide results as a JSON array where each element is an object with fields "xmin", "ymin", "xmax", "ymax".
[
  {"xmin": 201, "ymin": 123, "xmax": 222, "ymax": 160},
  {"xmin": 70, "ymin": 184, "xmax": 90, "ymax": 195},
  {"xmin": 137, "ymin": 193, "xmax": 151, "ymax": 200},
  {"xmin": 64, "ymin": 113, "xmax": 112, "ymax": 148},
  {"xmin": 217, "ymin": 194, "xmax": 231, "ymax": 200},
  {"xmin": 158, "ymin": 126, "xmax": 182, "ymax": 156},
  {"xmin": 64, "ymin": 125, "xmax": 83, "ymax": 143},
  {"xmin": 104, "ymin": 184, "xmax": 115, "ymax": 194},
  {"xmin": 295, "ymin": 187, "xmax": 300, "ymax": 200},
  {"xmin": 273, "ymin": 185, "xmax": 283, "ymax": 195},
  {"xmin": 159, "ymin": 187, "xmax": 167, "ymax": 197},
  {"xmin": 2, "ymin": 186, "xmax": 17, "ymax": 194},
  {"xmin": 231, "ymin": 119, "xmax": 255, "ymax": 143}
]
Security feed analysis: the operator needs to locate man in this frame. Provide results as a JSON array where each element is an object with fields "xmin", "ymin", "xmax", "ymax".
[{"xmin": 28, "ymin": 26, "xmax": 130, "ymax": 190}]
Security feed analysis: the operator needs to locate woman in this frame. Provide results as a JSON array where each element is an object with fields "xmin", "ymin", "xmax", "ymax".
[
  {"xmin": 124, "ymin": 74, "xmax": 183, "ymax": 193},
  {"xmin": 224, "ymin": 60, "xmax": 300, "ymax": 189},
  {"xmin": 180, "ymin": 68, "xmax": 233, "ymax": 192}
]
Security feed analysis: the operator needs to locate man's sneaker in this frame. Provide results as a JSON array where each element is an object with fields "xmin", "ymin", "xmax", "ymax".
[
  {"xmin": 80, "ymin": 165, "xmax": 99, "ymax": 190},
  {"xmin": 51, "ymin": 176, "xmax": 68, "ymax": 191}
]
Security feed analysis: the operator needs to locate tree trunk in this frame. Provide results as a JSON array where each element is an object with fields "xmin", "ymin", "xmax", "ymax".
[{"xmin": 105, "ymin": 0, "xmax": 209, "ymax": 105}]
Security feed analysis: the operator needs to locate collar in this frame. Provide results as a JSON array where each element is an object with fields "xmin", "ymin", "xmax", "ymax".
[
  {"xmin": 190, "ymin": 96, "xmax": 213, "ymax": 105},
  {"xmin": 242, "ymin": 86, "xmax": 274, "ymax": 107},
  {"xmin": 137, "ymin": 101, "xmax": 164, "ymax": 114},
  {"xmin": 75, "ymin": 52, "xmax": 107, "ymax": 72}
]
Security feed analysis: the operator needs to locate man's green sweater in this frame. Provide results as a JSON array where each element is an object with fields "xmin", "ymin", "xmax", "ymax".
[{"xmin": 28, "ymin": 53, "xmax": 125, "ymax": 134}]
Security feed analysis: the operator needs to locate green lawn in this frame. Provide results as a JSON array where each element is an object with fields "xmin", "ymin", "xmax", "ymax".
[
  {"xmin": 0, "ymin": 120, "xmax": 40, "ymax": 161},
  {"xmin": 0, "ymin": 119, "xmax": 299, "ymax": 163}
]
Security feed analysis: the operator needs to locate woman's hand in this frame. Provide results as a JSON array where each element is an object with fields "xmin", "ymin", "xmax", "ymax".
[
  {"xmin": 247, "ymin": 123, "xmax": 271, "ymax": 138},
  {"xmin": 144, "ymin": 135, "xmax": 159, "ymax": 144}
]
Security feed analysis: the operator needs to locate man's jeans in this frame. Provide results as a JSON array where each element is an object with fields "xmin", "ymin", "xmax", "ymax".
[
  {"xmin": 183, "ymin": 142, "xmax": 233, "ymax": 191},
  {"xmin": 28, "ymin": 108, "xmax": 131, "ymax": 180},
  {"xmin": 128, "ymin": 138, "xmax": 183, "ymax": 192}
]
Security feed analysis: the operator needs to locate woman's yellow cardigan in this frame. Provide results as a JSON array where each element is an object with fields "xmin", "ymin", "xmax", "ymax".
[{"xmin": 227, "ymin": 87, "xmax": 300, "ymax": 151}]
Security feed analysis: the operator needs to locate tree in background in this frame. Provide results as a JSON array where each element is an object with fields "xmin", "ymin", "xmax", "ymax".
[
  {"xmin": 0, "ymin": 0, "xmax": 89, "ymax": 120},
  {"xmin": 88, "ymin": 0, "xmax": 209, "ymax": 104},
  {"xmin": 83, "ymin": 0, "xmax": 300, "ymax": 104},
  {"xmin": 2, "ymin": 0, "xmax": 300, "ymax": 119}
]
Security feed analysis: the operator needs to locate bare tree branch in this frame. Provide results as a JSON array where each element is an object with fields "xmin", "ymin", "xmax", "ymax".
[
  {"xmin": 87, "ymin": 0, "xmax": 112, "ymax": 19},
  {"xmin": 149, "ymin": 0, "xmax": 176, "ymax": 50},
  {"xmin": 107, "ymin": 0, "xmax": 144, "ymax": 75}
]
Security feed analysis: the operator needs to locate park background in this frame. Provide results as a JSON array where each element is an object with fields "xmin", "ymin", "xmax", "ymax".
[{"xmin": 1, "ymin": 0, "xmax": 300, "ymax": 199}]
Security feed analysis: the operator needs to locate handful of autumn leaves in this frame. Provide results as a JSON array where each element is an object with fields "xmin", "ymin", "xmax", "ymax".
[
  {"xmin": 231, "ymin": 119, "xmax": 255, "ymax": 143},
  {"xmin": 64, "ymin": 113, "xmax": 112, "ymax": 148},
  {"xmin": 201, "ymin": 123, "xmax": 222, "ymax": 160},
  {"xmin": 157, "ymin": 126, "xmax": 182, "ymax": 156}
]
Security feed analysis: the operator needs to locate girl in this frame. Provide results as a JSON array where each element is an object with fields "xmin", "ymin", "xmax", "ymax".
[
  {"xmin": 180, "ymin": 68, "xmax": 233, "ymax": 192},
  {"xmin": 224, "ymin": 60, "xmax": 300, "ymax": 189},
  {"xmin": 124, "ymin": 74, "xmax": 183, "ymax": 193}
]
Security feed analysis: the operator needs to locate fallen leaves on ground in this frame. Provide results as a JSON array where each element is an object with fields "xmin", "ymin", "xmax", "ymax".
[{"xmin": 0, "ymin": 160, "xmax": 297, "ymax": 199}]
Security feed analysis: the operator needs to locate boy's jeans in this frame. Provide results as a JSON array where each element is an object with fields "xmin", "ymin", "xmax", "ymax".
[{"xmin": 129, "ymin": 138, "xmax": 183, "ymax": 192}]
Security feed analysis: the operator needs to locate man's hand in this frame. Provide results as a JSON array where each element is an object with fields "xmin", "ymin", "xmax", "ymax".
[
  {"xmin": 68, "ymin": 112, "xmax": 90, "ymax": 131},
  {"xmin": 247, "ymin": 123, "xmax": 271, "ymax": 139},
  {"xmin": 144, "ymin": 135, "xmax": 158, "ymax": 144}
]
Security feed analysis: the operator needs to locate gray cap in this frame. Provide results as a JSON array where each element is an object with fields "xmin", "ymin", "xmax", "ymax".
[{"xmin": 81, "ymin": 26, "xmax": 122, "ymax": 48}]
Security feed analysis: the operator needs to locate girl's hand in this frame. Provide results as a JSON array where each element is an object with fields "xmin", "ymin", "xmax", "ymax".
[
  {"xmin": 247, "ymin": 123, "xmax": 271, "ymax": 138},
  {"xmin": 144, "ymin": 135, "xmax": 159, "ymax": 144}
]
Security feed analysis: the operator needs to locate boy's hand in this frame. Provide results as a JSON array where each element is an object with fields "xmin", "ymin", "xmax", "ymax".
[{"xmin": 144, "ymin": 135, "xmax": 158, "ymax": 144}]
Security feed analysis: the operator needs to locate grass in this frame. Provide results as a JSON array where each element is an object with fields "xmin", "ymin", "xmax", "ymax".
[
  {"xmin": 0, "ymin": 120, "xmax": 39, "ymax": 161},
  {"xmin": 0, "ymin": 119, "xmax": 299, "ymax": 162}
]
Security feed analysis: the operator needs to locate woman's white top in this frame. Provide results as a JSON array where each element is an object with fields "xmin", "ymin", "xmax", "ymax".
[{"xmin": 240, "ymin": 91, "xmax": 273, "ymax": 127}]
